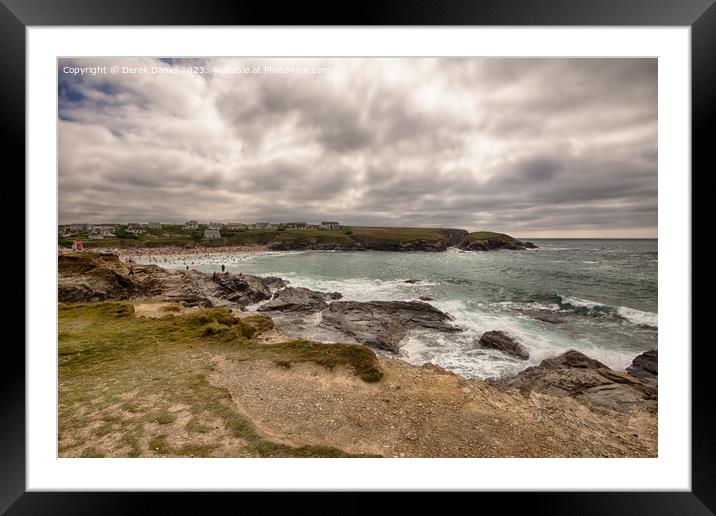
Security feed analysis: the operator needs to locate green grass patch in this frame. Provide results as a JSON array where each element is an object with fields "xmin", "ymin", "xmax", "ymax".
[
  {"xmin": 143, "ymin": 410, "xmax": 177, "ymax": 425},
  {"xmin": 260, "ymin": 340, "xmax": 383, "ymax": 383},
  {"xmin": 80, "ymin": 447, "xmax": 106, "ymax": 458},
  {"xmin": 148, "ymin": 434, "xmax": 171, "ymax": 455},
  {"xmin": 465, "ymin": 231, "xmax": 508, "ymax": 241},
  {"xmin": 59, "ymin": 301, "xmax": 382, "ymax": 457},
  {"xmin": 184, "ymin": 417, "xmax": 212, "ymax": 434},
  {"xmin": 241, "ymin": 315, "xmax": 275, "ymax": 333}
]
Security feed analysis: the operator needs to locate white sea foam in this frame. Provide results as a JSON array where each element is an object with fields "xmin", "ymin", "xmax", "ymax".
[
  {"xmin": 560, "ymin": 295, "xmax": 657, "ymax": 328},
  {"xmin": 260, "ymin": 273, "xmax": 437, "ymax": 302},
  {"xmin": 616, "ymin": 306, "xmax": 658, "ymax": 328},
  {"xmin": 559, "ymin": 295, "xmax": 607, "ymax": 310}
]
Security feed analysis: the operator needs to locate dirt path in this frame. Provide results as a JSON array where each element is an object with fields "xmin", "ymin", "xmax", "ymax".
[{"xmin": 208, "ymin": 354, "xmax": 657, "ymax": 458}]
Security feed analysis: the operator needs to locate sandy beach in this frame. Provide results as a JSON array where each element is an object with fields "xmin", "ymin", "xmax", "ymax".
[{"xmin": 84, "ymin": 244, "xmax": 270, "ymax": 262}]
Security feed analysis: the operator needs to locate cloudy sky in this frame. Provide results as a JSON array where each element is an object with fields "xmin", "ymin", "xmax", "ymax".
[{"xmin": 58, "ymin": 58, "xmax": 657, "ymax": 237}]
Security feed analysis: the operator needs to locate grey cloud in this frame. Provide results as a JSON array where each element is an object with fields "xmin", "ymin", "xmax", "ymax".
[{"xmin": 58, "ymin": 57, "xmax": 657, "ymax": 237}]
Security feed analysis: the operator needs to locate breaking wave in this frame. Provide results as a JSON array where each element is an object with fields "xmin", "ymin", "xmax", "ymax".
[{"xmin": 557, "ymin": 295, "xmax": 657, "ymax": 328}]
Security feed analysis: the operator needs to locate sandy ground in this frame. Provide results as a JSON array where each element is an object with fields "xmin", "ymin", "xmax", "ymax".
[{"xmin": 208, "ymin": 355, "xmax": 657, "ymax": 458}]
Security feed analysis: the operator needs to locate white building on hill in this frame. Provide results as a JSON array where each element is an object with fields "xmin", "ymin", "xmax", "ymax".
[{"xmin": 126, "ymin": 223, "xmax": 145, "ymax": 234}]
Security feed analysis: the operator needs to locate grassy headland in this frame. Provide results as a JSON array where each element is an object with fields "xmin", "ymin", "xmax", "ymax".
[
  {"xmin": 58, "ymin": 301, "xmax": 381, "ymax": 457},
  {"xmin": 59, "ymin": 225, "xmax": 470, "ymax": 250}
]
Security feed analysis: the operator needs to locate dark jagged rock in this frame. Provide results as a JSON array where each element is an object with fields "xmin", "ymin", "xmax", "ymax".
[
  {"xmin": 490, "ymin": 350, "xmax": 657, "ymax": 413},
  {"xmin": 58, "ymin": 253, "xmax": 285, "ymax": 308},
  {"xmin": 477, "ymin": 330, "xmax": 529, "ymax": 360},
  {"xmin": 540, "ymin": 350, "xmax": 608, "ymax": 370},
  {"xmin": 136, "ymin": 267, "xmax": 214, "ymax": 307},
  {"xmin": 320, "ymin": 300, "xmax": 460, "ymax": 353},
  {"xmin": 404, "ymin": 279, "xmax": 420, "ymax": 284},
  {"xmin": 58, "ymin": 253, "xmax": 146, "ymax": 302},
  {"xmin": 203, "ymin": 272, "xmax": 286, "ymax": 307},
  {"xmin": 257, "ymin": 287, "xmax": 336, "ymax": 313},
  {"xmin": 626, "ymin": 350, "xmax": 658, "ymax": 386},
  {"xmin": 418, "ymin": 296, "xmax": 435, "ymax": 301},
  {"xmin": 458, "ymin": 235, "xmax": 536, "ymax": 251}
]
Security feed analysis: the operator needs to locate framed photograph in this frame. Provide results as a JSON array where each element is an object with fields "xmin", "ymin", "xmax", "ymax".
[{"xmin": 9, "ymin": 0, "xmax": 710, "ymax": 512}]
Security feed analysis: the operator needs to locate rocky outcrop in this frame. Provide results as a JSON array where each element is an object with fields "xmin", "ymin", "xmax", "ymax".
[
  {"xmin": 134, "ymin": 267, "xmax": 214, "ymax": 306},
  {"xmin": 626, "ymin": 350, "xmax": 658, "ymax": 387},
  {"xmin": 458, "ymin": 235, "xmax": 537, "ymax": 251},
  {"xmin": 58, "ymin": 253, "xmax": 145, "ymax": 302},
  {"xmin": 267, "ymin": 229, "xmax": 470, "ymax": 252},
  {"xmin": 477, "ymin": 330, "xmax": 529, "ymax": 360},
  {"xmin": 320, "ymin": 300, "xmax": 460, "ymax": 353},
  {"xmin": 257, "ymin": 287, "xmax": 340, "ymax": 313},
  {"xmin": 490, "ymin": 350, "xmax": 657, "ymax": 413},
  {"xmin": 202, "ymin": 272, "xmax": 286, "ymax": 307},
  {"xmin": 59, "ymin": 253, "xmax": 285, "ymax": 308}
]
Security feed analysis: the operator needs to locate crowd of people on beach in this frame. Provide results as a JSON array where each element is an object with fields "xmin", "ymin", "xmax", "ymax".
[{"xmin": 85, "ymin": 245, "xmax": 269, "ymax": 263}]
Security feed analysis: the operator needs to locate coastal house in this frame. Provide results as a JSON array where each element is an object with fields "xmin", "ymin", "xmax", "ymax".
[
  {"xmin": 320, "ymin": 221, "xmax": 340, "ymax": 230},
  {"xmin": 184, "ymin": 220, "xmax": 199, "ymax": 230},
  {"xmin": 253, "ymin": 222, "xmax": 274, "ymax": 230},
  {"xmin": 203, "ymin": 228, "xmax": 221, "ymax": 239},
  {"xmin": 286, "ymin": 222, "xmax": 308, "ymax": 229},
  {"xmin": 207, "ymin": 222, "xmax": 222, "ymax": 230},
  {"xmin": 69, "ymin": 224, "xmax": 86, "ymax": 233},
  {"xmin": 226, "ymin": 223, "xmax": 247, "ymax": 231},
  {"xmin": 88, "ymin": 227, "xmax": 117, "ymax": 239},
  {"xmin": 148, "ymin": 221, "xmax": 161, "ymax": 229},
  {"xmin": 126, "ymin": 223, "xmax": 145, "ymax": 235}
]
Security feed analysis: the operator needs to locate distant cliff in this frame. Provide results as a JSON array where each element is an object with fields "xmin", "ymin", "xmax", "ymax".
[
  {"xmin": 457, "ymin": 232, "xmax": 537, "ymax": 251},
  {"xmin": 68, "ymin": 225, "xmax": 537, "ymax": 252},
  {"xmin": 266, "ymin": 227, "xmax": 469, "ymax": 251}
]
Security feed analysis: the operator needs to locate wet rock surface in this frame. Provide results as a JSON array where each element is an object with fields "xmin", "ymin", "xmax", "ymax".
[
  {"xmin": 320, "ymin": 300, "xmax": 460, "ymax": 353},
  {"xmin": 257, "ymin": 287, "xmax": 337, "ymax": 313},
  {"xmin": 626, "ymin": 349, "xmax": 658, "ymax": 386},
  {"xmin": 477, "ymin": 330, "xmax": 530, "ymax": 360},
  {"xmin": 490, "ymin": 350, "xmax": 657, "ymax": 413}
]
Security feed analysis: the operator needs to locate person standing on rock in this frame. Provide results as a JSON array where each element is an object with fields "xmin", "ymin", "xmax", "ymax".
[{"xmin": 221, "ymin": 264, "xmax": 225, "ymax": 272}]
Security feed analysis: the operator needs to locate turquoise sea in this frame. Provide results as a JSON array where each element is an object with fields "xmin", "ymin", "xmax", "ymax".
[{"xmin": 141, "ymin": 239, "xmax": 658, "ymax": 379}]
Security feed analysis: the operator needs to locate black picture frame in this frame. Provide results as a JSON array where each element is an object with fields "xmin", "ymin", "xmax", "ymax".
[{"xmin": 5, "ymin": 0, "xmax": 710, "ymax": 513}]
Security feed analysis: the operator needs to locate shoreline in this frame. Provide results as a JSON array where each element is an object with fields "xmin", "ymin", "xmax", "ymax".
[
  {"xmin": 75, "ymin": 244, "xmax": 270, "ymax": 260},
  {"xmin": 58, "ymin": 252, "xmax": 658, "ymax": 457}
]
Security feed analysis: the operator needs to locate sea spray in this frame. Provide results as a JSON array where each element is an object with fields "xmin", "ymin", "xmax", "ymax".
[{"xmin": 135, "ymin": 239, "xmax": 657, "ymax": 379}]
